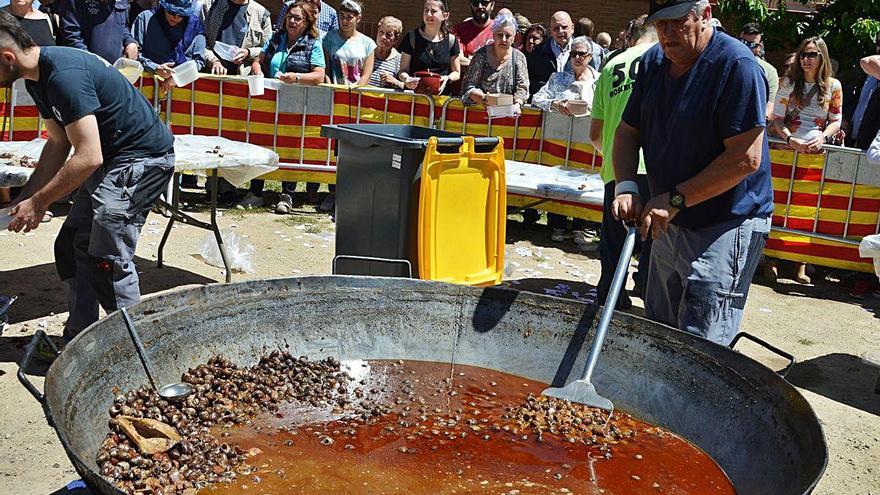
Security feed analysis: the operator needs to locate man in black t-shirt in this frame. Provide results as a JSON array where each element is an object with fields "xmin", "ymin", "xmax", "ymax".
[{"xmin": 1, "ymin": 10, "xmax": 175, "ymax": 341}]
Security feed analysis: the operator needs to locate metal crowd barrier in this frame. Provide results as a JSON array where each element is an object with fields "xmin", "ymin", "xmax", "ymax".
[
  {"xmin": 769, "ymin": 137, "xmax": 880, "ymax": 244},
  {"xmin": 2, "ymin": 75, "xmax": 879, "ymax": 273},
  {"xmin": 437, "ymin": 97, "xmax": 601, "ymax": 170}
]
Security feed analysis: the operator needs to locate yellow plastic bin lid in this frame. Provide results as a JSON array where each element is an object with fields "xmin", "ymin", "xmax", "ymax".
[{"xmin": 417, "ymin": 136, "xmax": 506, "ymax": 286}]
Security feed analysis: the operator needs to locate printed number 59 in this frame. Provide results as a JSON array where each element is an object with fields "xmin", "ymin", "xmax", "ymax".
[{"xmin": 611, "ymin": 57, "xmax": 641, "ymax": 88}]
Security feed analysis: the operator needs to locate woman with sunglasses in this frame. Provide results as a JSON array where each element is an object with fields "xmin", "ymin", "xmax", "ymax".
[
  {"xmin": 532, "ymin": 36, "xmax": 598, "ymax": 116},
  {"xmin": 461, "ymin": 12, "xmax": 528, "ymax": 108},
  {"xmin": 531, "ymin": 36, "xmax": 598, "ymax": 248},
  {"xmin": 770, "ymin": 37, "xmax": 842, "ymax": 285},
  {"xmin": 772, "ymin": 37, "xmax": 843, "ymax": 154},
  {"xmin": 322, "ymin": 0, "xmax": 375, "ymax": 86},
  {"xmin": 131, "ymin": 0, "xmax": 206, "ymax": 91},
  {"xmin": 243, "ymin": 0, "xmax": 325, "ymax": 212}
]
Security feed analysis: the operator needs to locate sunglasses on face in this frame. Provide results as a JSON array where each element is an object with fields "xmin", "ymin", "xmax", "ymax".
[
  {"xmin": 739, "ymin": 39, "xmax": 760, "ymax": 49},
  {"xmin": 800, "ymin": 51, "xmax": 820, "ymax": 60},
  {"xmin": 570, "ymin": 50, "xmax": 590, "ymax": 59},
  {"xmin": 288, "ymin": 14, "xmax": 303, "ymax": 22},
  {"xmin": 470, "ymin": 0, "xmax": 491, "ymax": 6}
]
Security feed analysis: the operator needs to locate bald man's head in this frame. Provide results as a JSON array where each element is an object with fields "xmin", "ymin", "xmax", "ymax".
[{"xmin": 549, "ymin": 11, "xmax": 573, "ymax": 47}]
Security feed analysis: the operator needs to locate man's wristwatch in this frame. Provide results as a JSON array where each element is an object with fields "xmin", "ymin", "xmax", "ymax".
[
  {"xmin": 295, "ymin": 73, "xmax": 301, "ymax": 83},
  {"xmin": 669, "ymin": 187, "xmax": 687, "ymax": 210}
]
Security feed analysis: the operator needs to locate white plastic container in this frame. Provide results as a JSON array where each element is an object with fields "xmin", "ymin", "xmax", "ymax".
[
  {"xmin": 486, "ymin": 103, "xmax": 519, "ymax": 119},
  {"xmin": 113, "ymin": 58, "xmax": 143, "ymax": 84},
  {"xmin": 213, "ymin": 41, "xmax": 239, "ymax": 62},
  {"xmin": 247, "ymin": 74, "xmax": 265, "ymax": 96},
  {"xmin": 171, "ymin": 60, "xmax": 199, "ymax": 87}
]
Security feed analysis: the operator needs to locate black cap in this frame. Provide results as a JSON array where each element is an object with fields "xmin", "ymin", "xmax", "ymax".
[{"xmin": 646, "ymin": 0, "xmax": 698, "ymax": 23}]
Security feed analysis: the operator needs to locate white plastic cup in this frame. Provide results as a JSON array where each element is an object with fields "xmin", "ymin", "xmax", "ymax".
[
  {"xmin": 171, "ymin": 60, "xmax": 199, "ymax": 87},
  {"xmin": 247, "ymin": 75, "xmax": 265, "ymax": 96}
]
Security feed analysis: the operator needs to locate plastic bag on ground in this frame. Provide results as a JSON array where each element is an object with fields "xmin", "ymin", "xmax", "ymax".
[
  {"xmin": 858, "ymin": 234, "xmax": 880, "ymax": 279},
  {"xmin": 198, "ymin": 230, "xmax": 255, "ymax": 274}
]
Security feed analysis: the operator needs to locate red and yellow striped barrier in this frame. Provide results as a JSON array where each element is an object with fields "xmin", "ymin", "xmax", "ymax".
[{"xmin": 1, "ymin": 77, "xmax": 876, "ymax": 273}]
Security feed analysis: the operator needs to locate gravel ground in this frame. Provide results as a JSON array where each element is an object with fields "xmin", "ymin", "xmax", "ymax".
[{"xmin": 0, "ymin": 195, "xmax": 877, "ymax": 494}]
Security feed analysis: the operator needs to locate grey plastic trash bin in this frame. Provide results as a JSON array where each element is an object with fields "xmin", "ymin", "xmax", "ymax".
[{"xmin": 320, "ymin": 124, "xmax": 462, "ymax": 278}]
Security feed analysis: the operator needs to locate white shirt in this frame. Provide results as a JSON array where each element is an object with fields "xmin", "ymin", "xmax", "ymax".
[{"xmin": 550, "ymin": 39, "xmax": 570, "ymax": 73}]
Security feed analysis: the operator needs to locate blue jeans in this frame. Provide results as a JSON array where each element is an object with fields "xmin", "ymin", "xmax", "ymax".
[
  {"xmin": 598, "ymin": 179, "xmax": 652, "ymax": 307},
  {"xmin": 645, "ymin": 216, "xmax": 770, "ymax": 346}
]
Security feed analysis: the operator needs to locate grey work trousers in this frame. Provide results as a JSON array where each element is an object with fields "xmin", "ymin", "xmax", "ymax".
[
  {"xmin": 56, "ymin": 153, "xmax": 174, "ymax": 340},
  {"xmin": 645, "ymin": 216, "xmax": 770, "ymax": 346}
]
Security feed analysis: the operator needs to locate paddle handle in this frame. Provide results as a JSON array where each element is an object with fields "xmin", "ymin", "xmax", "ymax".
[
  {"xmin": 580, "ymin": 226, "xmax": 638, "ymax": 383},
  {"xmin": 120, "ymin": 307, "xmax": 160, "ymax": 391}
]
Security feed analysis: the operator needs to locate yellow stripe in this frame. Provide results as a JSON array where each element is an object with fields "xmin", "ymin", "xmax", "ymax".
[
  {"xmin": 260, "ymin": 169, "xmax": 337, "ymax": 184},
  {"xmin": 775, "ymin": 204, "xmax": 879, "ymax": 227},
  {"xmin": 507, "ymin": 194, "xmax": 602, "ymax": 222},
  {"xmin": 8, "ymin": 117, "xmax": 41, "ymax": 133},
  {"xmin": 762, "ymin": 248, "xmax": 872, "ymax": 272}
]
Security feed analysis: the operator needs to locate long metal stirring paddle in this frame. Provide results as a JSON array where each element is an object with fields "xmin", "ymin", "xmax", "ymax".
[{"xmin": 542, "ymin": 225, "xmax": 638, "ymax": 413}]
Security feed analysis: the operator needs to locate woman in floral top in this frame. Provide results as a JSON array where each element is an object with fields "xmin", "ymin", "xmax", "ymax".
[
  {"xmin": 461, "ymin": 13, "xmax": 529, "ymax": 107},
  {"xmin": 772, "ymin": 36, "xmax": 842, "ymax": 154}
]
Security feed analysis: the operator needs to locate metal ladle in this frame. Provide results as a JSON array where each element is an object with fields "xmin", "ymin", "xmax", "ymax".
[{"xmin": 120, "ymin": 307, "xmax": 193, "ymax": 402}]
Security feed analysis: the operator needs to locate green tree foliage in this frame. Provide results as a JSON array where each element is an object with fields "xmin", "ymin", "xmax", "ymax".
[{"xmin": 717, "ymin": 0, "xmax": 880, "ymax": 72}]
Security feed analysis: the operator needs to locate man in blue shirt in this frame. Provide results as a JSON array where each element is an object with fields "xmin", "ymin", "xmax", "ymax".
[
  {"xmin": 56, "ymin": 0, "xmax": 139, "ymax": 63},
  {"xmin": 612, "ymin": 0, "xmax": 774, "ymax": 346},
  {"xmin": 1, "ymin": 12, "xmax": 175, "ymax": 341}
]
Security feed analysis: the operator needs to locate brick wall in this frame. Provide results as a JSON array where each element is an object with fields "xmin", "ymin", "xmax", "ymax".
[{"xmin": 257, "ymin": 0, "xmax": 649, "ymax": 40}]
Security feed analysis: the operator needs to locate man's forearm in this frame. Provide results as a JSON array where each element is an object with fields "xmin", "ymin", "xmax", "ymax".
[
  {"xmin": 15, "ymin": 139, "xmax": 71, "ymax": 200},
  {"xmin": 677, "ymin": 128, "xmax": 764, "ymax": 207},
  {"xmin": 30, "ymin": 152, "xmax": 101, "ymax": 208}
]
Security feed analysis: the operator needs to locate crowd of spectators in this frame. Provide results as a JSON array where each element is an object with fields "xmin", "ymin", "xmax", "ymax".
[{"xmin": 2, "ymin": 0, "xmax": 878, "ymax": 294}]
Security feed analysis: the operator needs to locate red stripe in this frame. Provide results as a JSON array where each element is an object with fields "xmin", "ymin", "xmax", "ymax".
[
  {"xmin": 10, "ymin": 105, "xmax": 39, "ymax": 117},
  {"xmin": 356, "ymin": 94, "xmax": 433, "ymax": 118},
  {"xmin": 773, "ymin": 190, "xmax": 880, "ymax": 212},
  {"xmin": 771, "ymin": 162, "xmax": 848, "ymax": 183},
  {"xmin": 541, "ymin": 140, "xmax": 595, "ymax": 165},
  {"xmin": 772, "ymin": 216, "xmax": 877, "ymax": 237},
  {"xmin": 443, "ymin": 107, "xmax": 543, "ymax": 128},
  {"xmin": 765, "ymin": 237, "xmax": 867, "ymax": 262}
]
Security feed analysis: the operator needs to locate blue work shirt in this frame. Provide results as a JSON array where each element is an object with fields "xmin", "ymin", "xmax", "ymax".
[
  {"xmin": 622, "ymin": 29, "xmax": 774, "ymax": 229},
  {"xmin": 56, "ymin": 0, "xmax": 137, "ymax": 64},
  {"xmin": 26, "ymin": 46, "xmax": 174, "ymax": 163}
]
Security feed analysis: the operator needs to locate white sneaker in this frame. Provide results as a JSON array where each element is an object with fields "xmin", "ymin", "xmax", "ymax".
[
  {"xmin": 275, "ymin": 193, "xmax": 293, "ymax": 214},
  {"xmin": 551, "ymin": 228, "xmax": 565, "ymax": 242},
  {"xmin": 238, "ymin": 192, "xmax": 263, "ymax": 209},
  {"xmin": 573, "ymin": 230, "xmax": 593, "ymax": 247}
]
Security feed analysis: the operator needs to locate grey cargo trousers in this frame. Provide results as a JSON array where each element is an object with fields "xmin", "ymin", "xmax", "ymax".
[{"xmin": 55, "ymin": 153, "xmax": 174, "ymax": 340}]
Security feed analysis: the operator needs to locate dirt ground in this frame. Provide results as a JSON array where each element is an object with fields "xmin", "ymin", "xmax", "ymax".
[{"xmin": 0, "ymin": 192, "xmax": 878, "ymax": 495}]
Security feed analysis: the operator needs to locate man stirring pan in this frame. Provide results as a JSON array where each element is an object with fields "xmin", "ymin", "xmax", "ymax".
[
  {"xmin": 612, "ymin": 0, "xmax": 774, "ymax": 346},
  {"xmin": 2, "ymin": 11, "xmax": 175, "ymax": 342}
]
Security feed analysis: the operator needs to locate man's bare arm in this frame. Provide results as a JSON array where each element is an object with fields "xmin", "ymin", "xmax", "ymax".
[
  {"xmin": 677, "ymin": 127, "xmax": 764, "ymax": 207},
  {"xmin": 13, "ymin": 119, "xmax": 71, "ymax": 200},
  {"xmin": 30, "ymin": 115, "xmax": 103, "ymax": 208},
  {"xmin": 589, "ymin": 118, "xmax": 604, "ymax": 154}
]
